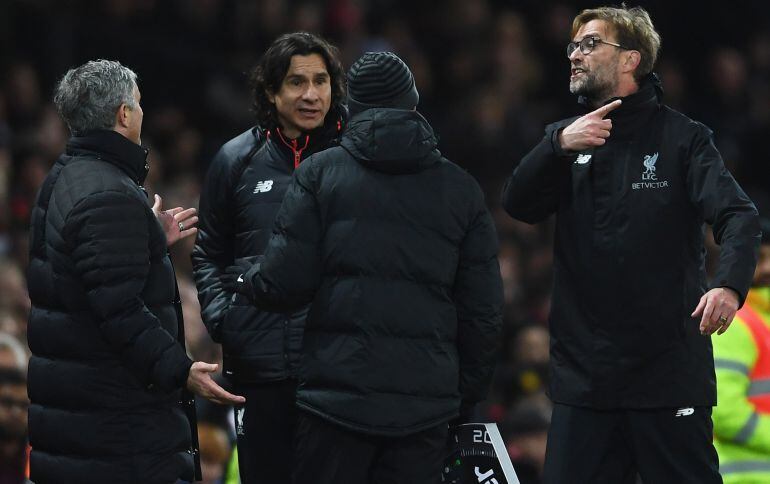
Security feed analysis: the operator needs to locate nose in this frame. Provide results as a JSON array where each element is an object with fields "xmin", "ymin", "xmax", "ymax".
[
  {"xmin": 569, "ymin": 47, "xmax": 583, "ymax": 62},
  {"xmin": 302, "ymin": 83, "xmax": 320, "ymax": 102}
]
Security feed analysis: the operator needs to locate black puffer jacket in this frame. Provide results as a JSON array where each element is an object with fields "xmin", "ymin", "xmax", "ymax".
[
  {"xmin": 26, "ymin": 130, "xmax": 197, "ymax": 483},
  {"xmin": 192, "ymin": 113, "xmax": 342, "ymax": 383},
  {"xmin": 241, "ymin": 109, "xmax": 504, "ymax": 436}
]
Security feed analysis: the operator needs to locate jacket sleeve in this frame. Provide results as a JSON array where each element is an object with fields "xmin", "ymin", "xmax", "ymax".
[
  {"xmin": 712, "ymin": 320, "xmax": 770, "ymax": 453},
  {"xmin": 685, "ymin": 124, "xmax": 761, "ymax": 305},
  {"xmin": 454, "ymin": 184, "xmax": 504, "ymax": 406},
  {"xmin": 191, "ymin": 146, "xmax": 237, "ymax": 342},
  {"xmin": 243, "ymin": 161, "xmax": 323, "ymax": 312},
  {"xmin": 67, "ymin": 191, "xmax": 192, "ymax": 391},
  {"xmin": 501, "ymin": 121, "xmax": 574, "ymax": 224}
]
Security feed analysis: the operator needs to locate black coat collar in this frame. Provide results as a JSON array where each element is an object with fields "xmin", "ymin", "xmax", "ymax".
[
  {"xmin": 264, "ymin": 106, "xmax": 346, "ymax": 170},
  {"xmin": 580, "ymin": 74, "xmax": 662, "ymax": 140},
  {"xmin": 66, "ymin": 130, "xmax": 150, "ymax": 185}
]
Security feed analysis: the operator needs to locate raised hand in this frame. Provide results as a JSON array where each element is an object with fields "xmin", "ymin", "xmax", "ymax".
[
  {"xmin": 558, "ymin": 99, "xmax": 622, "ymax": 152},
  {"xmin": 152, "ymin": 194, "xmax": 199, "ymax": 246}
]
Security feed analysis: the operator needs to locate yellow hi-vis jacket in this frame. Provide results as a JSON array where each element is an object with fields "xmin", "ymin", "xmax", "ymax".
[{"xmin": 713, "ymin": 287, "xmax": 770, "ymax": 483}]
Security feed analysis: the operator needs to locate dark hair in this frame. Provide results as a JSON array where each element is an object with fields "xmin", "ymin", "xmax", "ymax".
[{"xmin": 250, "ymin": 32, "xmax": 346, "ymax": 129}]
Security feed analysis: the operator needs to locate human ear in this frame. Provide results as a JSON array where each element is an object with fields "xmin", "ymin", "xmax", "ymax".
[{"xmin": 625, "ymin": 50, "xmax": 641, "ymax": 72}]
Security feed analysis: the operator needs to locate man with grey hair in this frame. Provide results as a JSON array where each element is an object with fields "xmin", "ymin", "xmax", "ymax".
[{"xmin": 26, "ymin": 59, "xmax": 244, "ymax": 483}]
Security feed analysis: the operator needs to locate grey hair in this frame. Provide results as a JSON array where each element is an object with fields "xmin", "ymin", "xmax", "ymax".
[{"xmin": 53, "ymin": 59, "xmax": 138, "ymax": 136}]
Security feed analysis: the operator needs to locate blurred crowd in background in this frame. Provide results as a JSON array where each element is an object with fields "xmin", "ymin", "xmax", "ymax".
[{"xmin": 1, "ymin": 0, "xmax": 769, "ymax": 482}]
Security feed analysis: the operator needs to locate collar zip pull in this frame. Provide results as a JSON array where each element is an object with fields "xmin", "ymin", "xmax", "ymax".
[{"xmin": 293, "ymin": 135, "xmax": 310, "ymax": 168}]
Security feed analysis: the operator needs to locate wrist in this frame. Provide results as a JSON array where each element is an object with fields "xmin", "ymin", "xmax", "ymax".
[
  {"xmin": 552, "ymin": 129, "xmax": 574, "ymax": 157},
  {"xmin": 720, "ymin": 286, "xmax": 740, "ymax": 303}
]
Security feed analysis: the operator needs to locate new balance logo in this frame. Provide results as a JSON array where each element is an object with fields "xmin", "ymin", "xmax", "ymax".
[
  {"xmin": 675, "ymin": 407, "xmax": 694, "ymax": 417},
  {"xmin": 575, "ymin": 154, "xmax": 592, "ymax": 165},
  {"xmin": 237, "ymin": 275, "xmax": 244, "ymax": 283},
  {"xmin": 253, "ymin": 180, "xmax": 273, "ymax": 193}
]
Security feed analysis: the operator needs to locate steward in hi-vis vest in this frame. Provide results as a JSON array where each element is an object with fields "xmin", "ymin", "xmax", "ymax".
[{"xmin": 713, "ymin": 219, "xmax": 770, "ymax": 484}]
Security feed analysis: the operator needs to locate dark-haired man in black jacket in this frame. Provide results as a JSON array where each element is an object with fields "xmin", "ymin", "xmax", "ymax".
[
  {"xmin": 225, "ymin": 51, "xmax": 503, "ymax": 484},
  {"xmin": 502, "ymin": 6, "xmax": 760, "ymax": 484},
  {"xmin": 26, "ymin": 59, "xmax": 243, "ymax": 484},
  {"xmin": 191, "ymin": 32, "xmax": 347, "ymax": 483}
]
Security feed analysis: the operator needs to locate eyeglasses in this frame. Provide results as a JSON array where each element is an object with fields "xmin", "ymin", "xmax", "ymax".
[{"xmin": 566, "ymin": 36, "xmax": 628, "ymax": 57}]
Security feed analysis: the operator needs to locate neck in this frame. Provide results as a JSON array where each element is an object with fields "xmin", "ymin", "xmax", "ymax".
[
  {"xmin": 111, "ymin": 127, "xmax": 139, "ymax": 145},
  {"xmin": 278, "ymin": 126, "xmax": 300, "ymax": 140},
  {"xmin": 590, "ymin": 78, "xmax": 639, "ymax": 108}
]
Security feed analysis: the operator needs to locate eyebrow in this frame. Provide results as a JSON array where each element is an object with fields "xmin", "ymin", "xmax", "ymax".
[
  {"xmin": 286, "ymin": 72, "xmax": 329, "ymax": 81},
  {"xmin": 574, "ymin": 33, "xmax": 602, "ymax": 41}
]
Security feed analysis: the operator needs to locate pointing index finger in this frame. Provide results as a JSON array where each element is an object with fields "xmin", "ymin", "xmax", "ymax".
[{"xmin": 592, "ymin": 99, "xmax": 622, "ymax": 118}]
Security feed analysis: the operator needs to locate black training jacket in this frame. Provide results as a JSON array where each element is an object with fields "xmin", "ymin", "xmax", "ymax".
[
  {"xmin": 192, "ymin": 111, "xmax": 343, "ymax": 383},
  {"xmin": 502, "ymin": 78, "xmax": 761, "ymax": 409},
  {"xmin": 26, "ymin": 130, "xmax": 198, "ymax": 483},
  {"xmin": 242, "ymin": 109, "xmax": 504, "ymax": 436}
]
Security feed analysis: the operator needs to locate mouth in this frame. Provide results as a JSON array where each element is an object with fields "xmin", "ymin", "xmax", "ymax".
[
  {"xmin": 571, "ymin": 67, "xmax": 586, "ymax": 78},
  {"xmin": 298, "ymin": 107, "xmax": 322, "ymax": 119}
]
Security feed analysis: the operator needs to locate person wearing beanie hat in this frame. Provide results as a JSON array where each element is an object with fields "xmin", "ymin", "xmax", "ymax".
[
  {"xmin": 192, "ymin": 32, "xmax": 347, "ymax": 484},
  {"xmin": 346, "ymin": 51, "xmax": 419, "ymax": 116},
  {"xmin": 712, "ymin": 217, "xmax": 770, "ymax": 483},
  {"xmin": 222, "ymin": 51, "xmax": 503, "ymax": 483}
]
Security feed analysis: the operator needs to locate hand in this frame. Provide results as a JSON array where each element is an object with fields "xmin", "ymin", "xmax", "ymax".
[
  {"xmin": 186, "ymin": 362, "xmax": 245, "ymax": 405},
  {"xmin": 152, "ymin": 194, "xmax": 198, "ymax": 246},
  {"xmin": 221, "ymin": 260, "xmax": 254, "ymax": 297},
  {"xmin": 691, "ymin": 287, "xmax": 740, "ymax": 336},
  {"xmin": 558, "ymin": 99, "xmax": 622, "ymax": 152}
]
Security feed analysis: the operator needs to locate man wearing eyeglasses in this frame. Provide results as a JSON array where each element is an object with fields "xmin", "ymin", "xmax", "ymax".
[{"xmin": 502, "ymin": 5, "xmax": 760, "ymax": 484}]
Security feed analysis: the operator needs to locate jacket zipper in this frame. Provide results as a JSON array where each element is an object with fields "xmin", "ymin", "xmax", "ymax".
[{"xmin": 292, "ymin": 139, "xmax": 300, "ymax": 168}]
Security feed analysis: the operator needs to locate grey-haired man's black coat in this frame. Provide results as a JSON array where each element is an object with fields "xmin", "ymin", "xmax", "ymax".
[{"xmin": 26, "ymin": 130, "xmax": 197, "ymax": 483}]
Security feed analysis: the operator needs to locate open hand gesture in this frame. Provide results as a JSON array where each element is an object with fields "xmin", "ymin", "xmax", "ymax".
[{"xmin": 152, "ymin": 194, "xmax": 198, "ymax": 246}]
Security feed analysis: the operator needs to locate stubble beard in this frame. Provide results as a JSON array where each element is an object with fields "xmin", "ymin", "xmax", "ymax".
[{"xmin": 569, "ymin": 61, "xmax": 619, "ymax": 104}]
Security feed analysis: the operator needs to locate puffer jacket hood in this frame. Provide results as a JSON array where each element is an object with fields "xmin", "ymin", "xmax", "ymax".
[{"xmin": 340, "ymin": 109, "xmax": 440, "ymax": 174}]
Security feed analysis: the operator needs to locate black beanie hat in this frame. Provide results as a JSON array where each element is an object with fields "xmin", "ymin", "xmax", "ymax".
[{"xmin": 347, "ymin": 52, "xmax": 419, "ymax": 116}]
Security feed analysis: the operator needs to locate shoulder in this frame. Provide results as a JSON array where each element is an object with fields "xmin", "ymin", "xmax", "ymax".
[
  {"xmin": 295, "ymin": 146, "xmax": 351, "ymax": 180},
  {"xmin": 203, "ymin": 127, "xmax": 267, "ymax": 190},
  {"xmin": 660, "ymin": 106, "xmax": 713, "ymax": 139},
  {"xmin": 212, "ymin": 127, "xmax": 264, "ymax": 168},
  {"xmin": 58, "ymin": 156, "xmax": 140, "ymax": 206},
  {"xmin": 436, "ymin": 155, "xmax": 483, "ymax": 187}
]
